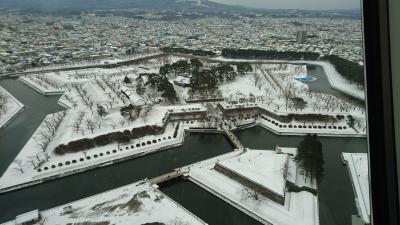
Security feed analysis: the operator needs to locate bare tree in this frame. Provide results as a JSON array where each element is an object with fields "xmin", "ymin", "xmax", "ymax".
[
  {"xmin": 171, "ymin": 217, "xmax": 190, "ymax": 225},
  {"xmin": 13, "ymin": 159, "xmax": 24, "ymax": 174},
  {"xmin": 38, "ymin": 217, "xmax": 47, "ymax": 225},
  {"xmin": 72, "ymin": 120, "xmax": 81, "ymax": 133},
  {"xmin": 28, "ymin": 159, "xmax": 38, "ymax": 169},
  {"xmin": 243, "ymin": 187, "xmax": 260, "ymax": 201},
  {"xmin": 0, "ymin": 92, "xmax": 9, "ymax": 116},
  {"xmin": 119, "ymin": 119, "xmax": 126, "ymax": 128},
  {"xmin": 86, "ymin": 119, "xmax": 96, "ymax": 134},
  {"xmin": 282, "ymin": 83, "xmax": 294, "ymax": 110},
  {"xmin": 78, "ymin": 111, "xmax": 86, "ymax": 121}
]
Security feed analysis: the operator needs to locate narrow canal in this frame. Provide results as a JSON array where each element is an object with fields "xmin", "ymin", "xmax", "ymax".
[
  {"xmin": 0, "ymin": 79, "xmax": 64, "ymax": 174},
  {"xmin": 160, "ymin": 178, "xmax": 264, "ymax": 225},
  {"xmin": 306, "ymin": 65, "xmax": 365, "ymax": 106},
  {"xmin": 0, "ymin": 124, "xmax": 233, "ymax": 222},
  {"xmin": 234, "ymin": 126, "xmax": 367, "ymax": 225},
  {"xmin": 159, "ymin": 126, "xmax": 367, "ymax": 225}
]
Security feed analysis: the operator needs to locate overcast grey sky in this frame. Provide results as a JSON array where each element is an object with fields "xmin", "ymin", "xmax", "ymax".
[{"xmin": 210, "ymin": 0, "xmax": 361, "ymax": 10}]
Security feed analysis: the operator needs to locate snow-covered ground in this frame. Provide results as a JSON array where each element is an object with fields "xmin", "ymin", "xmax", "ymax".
[
  {"xmin": 214, "ymin": 56, "xmax": 365, "ymax": 100},
  {"xmin": 0, "ymin": 114, "xmax": 217, "ymax": 193},
  {"xmin": 0, "ymin": 85, "xmax": 24, "ymax": 128},
  {"xmin": 0, "ymin": 117, "xmax": 185, "ymax": 192},
  {"xmin": 317, "ymin": 61, "xmax": 365, "ymax": 100},
  {"xmin": 23, "ymin": 51, "xmax": 163, "ymax": 73},
  {"xmin": 188, "ymin": 149, "xmax": 319, "ymax": 225},
  {"xmin": 220, "ymin": 103, "xmax": 366, "ymax": 137},
  {"xmin": 342, "ymin": 153, "xmax": 370, "ymax": 224},
  {"xmin": 1, "ymin": 180, "xmax": 206, "ymax": 225},
  {"xmin": 0, "ymin": 54, "xmax": 365, "ymax": 193},
  {"xmin": 217, "ymin": 150, "xmax": 288, "ymax": 197}
]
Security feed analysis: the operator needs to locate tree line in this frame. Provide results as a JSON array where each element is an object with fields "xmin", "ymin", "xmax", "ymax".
[
  {"xmin": 221, "ymin": 48, "xmax": 320, "ymax": 60},
  {"xmin": 0, "ymin": 92, "xmax": 9, "ymax": 118},
  {"xmin": 321, "ymin": 55, "xmax": 364, "ymax": 86},
  {"xmin": 146, "ymin": 73, "xmax": 178, "ymax": 102},
  {"xmin": 287, "ymin": 113, "xmax": 337, "ymax": 124},
  {"xmin": 190, "ymin": 62, "xmax": 253, "ymax": 91},
  {"xmin": 161, "ymin": 47, "xmax": 216, "ymax": 57},
  {"xmin": 221, "ymin": 48, "xmax": 364, "ymax": 86},
  {"xmin": 156, "ymin": 59, "xmax": 253, "ymax": 94},
  {"xmin": 159, "ymin": 59, "xmax": 200, "ymax": 76},
  {"xmin": 54, "ymin": 125, "xmax": 165, "ymax": 154}
]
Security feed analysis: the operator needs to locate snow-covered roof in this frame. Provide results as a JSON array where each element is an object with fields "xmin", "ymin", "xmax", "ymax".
[
  {"xmin": 342, "ymin": 153, "xmax": 370, "ymax": 223},
  {"xmin": 174, "ymin": 76, "xmax": 191, "ymax": 85},
  {"xmin": 189, "ymin": 149, "xmax": 319, "ymax": 225},
  {"xmin": 217, "ymin": 150, "xmax": 288, "ymax": 196}
]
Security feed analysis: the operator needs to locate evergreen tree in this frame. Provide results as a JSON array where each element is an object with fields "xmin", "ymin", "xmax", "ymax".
[
  {"xmin": 291, "ymin": 97, "xmax": 307, "ymax": 110},
  {"xmin": 158, "ymin": 79, "xmax": 177, "ymax": 102},
  {"xmin": 190, "ymin": 58, "xmax": 203, "ymax": 70},
  {"xmin": 191, "ymin": 69, "xmax": 217, "ymax": 90},
  {"xmin": 96, "ymin": 105, "xmax": 107, "ymax": 117},
  {"xmin": 295, "ymin": 134, "xmax": 325, "ymax": 184},
  {"xmin": 136, "ymin": 80, "xmax": 146, "ymax": 96},
  {"xmin": 347, "ymin": 115, "xmax": 355, "ymax": 128},
  {"xmin": 159, "ymin": 64, "xmax": 172, "ymax": 76},
  {"xmin": 236, "ymin": 62, "xmax": 253, "ymax": 75},
  {"xmin": 123, "ymin": 76, "xmax": 131, "ymax": 84},
  {"xmin": 173, "ymin": 60, "xmax": 191, "ymax": 74}
]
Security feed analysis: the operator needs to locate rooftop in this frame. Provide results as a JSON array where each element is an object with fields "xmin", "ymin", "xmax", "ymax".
[{"xmin": 217, "ymin": 150, "xmax": 288, "ymax": 196}]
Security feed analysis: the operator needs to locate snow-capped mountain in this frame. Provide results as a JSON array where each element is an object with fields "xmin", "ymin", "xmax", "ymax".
[{"xmin": 0, "ymin": 0, "xmax": 249, "ymax": 14}]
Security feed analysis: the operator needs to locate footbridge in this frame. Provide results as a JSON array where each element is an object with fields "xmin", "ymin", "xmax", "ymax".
[
  {"xmin": 222, "ymin": 127, "xmax": 245, "ymax": 150},
  {"xmin": 149, "ymin": 170, "xmax": 186, "ymax": 184}
]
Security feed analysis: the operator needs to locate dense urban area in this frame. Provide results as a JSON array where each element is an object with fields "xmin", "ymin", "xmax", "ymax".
[{"xmin": 0, "ymin": 10, "xmax": 363, "ymax": 73}]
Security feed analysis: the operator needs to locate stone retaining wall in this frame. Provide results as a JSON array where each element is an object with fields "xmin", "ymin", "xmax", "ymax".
[{"xmin": 214, "ymin": 163, "xmax": 285, "ymax": 205}]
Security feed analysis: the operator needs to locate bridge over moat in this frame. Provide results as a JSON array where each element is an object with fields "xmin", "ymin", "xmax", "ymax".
[{"xmin": 149, "ymin": 170, "xmax": 187, "ymax": 185}]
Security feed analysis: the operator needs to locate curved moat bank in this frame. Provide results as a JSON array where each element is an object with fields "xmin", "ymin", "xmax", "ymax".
[{"xmin": 306, "ymin": 65, "xmax": 365, "ymax": 106}]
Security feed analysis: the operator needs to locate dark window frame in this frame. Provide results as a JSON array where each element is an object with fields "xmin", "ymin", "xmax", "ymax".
[{"xmin": 363, "ymin": 0, "xmax": 399, "ymax": 224}]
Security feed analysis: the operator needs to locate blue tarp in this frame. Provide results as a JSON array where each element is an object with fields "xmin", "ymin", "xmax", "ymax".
[{"xmin": 294, "ymin": 74, "xmax": 312, "ymax": 81}]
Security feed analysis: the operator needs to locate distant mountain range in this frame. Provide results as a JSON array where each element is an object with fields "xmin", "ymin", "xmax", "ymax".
[
  {"xmin": 0, "ymin": 0, "xmax": 247, "ymax": 13},
  {"xmin": 0, "ymin": 0, "xmax": 361, "ymax": 19}
]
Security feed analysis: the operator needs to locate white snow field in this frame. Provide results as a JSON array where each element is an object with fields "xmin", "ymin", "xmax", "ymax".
[
  {"xmin": 0, "ymin": 54, "xmax": 365, "ymax": 194},
  {"xmin": 24, "ymin": 51, "xmax": 163, "ymax": 73},
  {"xmin": 214, "ymin": 56, "xmax": 365, "ymax": 100},
  {"xmin": 0, "ymin": 85, "xmax": 24, "ymax": 128},
  {"xmin": 217, "ymin": 150, "xmax": 288, "ymax": 197},
  {"xmin": 342, "ymin": 153, "xmax": 370, "ymax": 224},
  {"xmin": 219, "ymin": 102, "xmax": 366, "ymax": 137},
  {"xmin": 1, "ymin": 180, "xmax": 206, "ymax": 225},
  {"xmin": 188, "ymin": 149, "xmax": 319, "ymax": 225}
]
